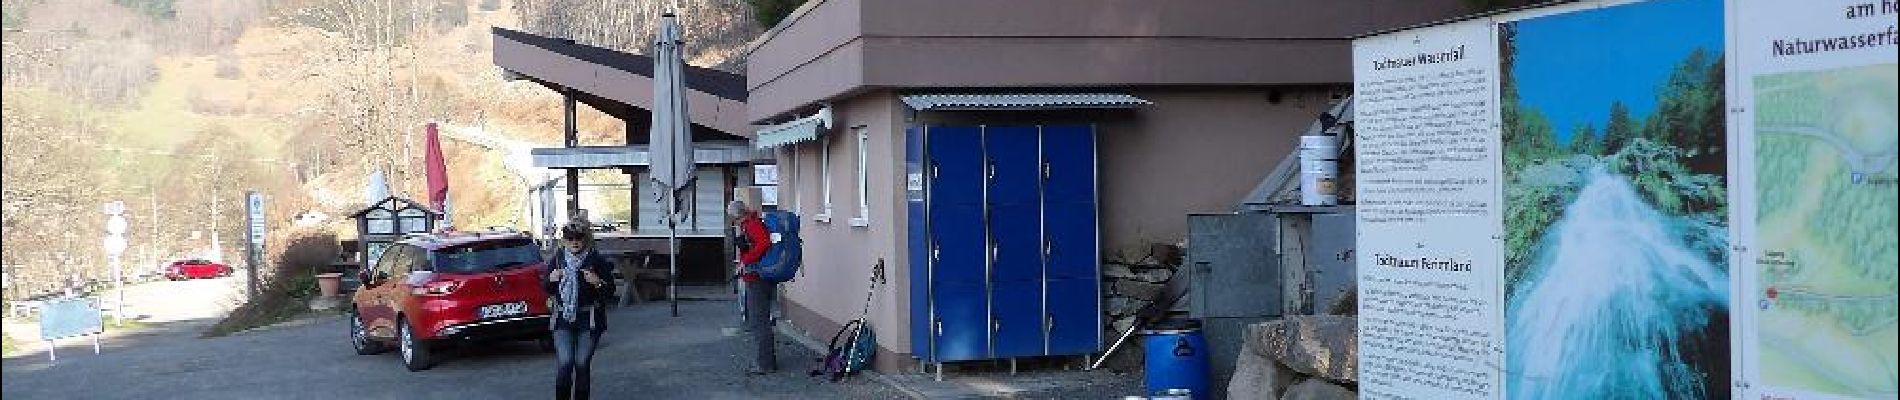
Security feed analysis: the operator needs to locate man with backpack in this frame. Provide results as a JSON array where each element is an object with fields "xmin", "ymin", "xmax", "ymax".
[{"xmin": 730, "ymin": 193, "xmax": 778, "ymax": 375}]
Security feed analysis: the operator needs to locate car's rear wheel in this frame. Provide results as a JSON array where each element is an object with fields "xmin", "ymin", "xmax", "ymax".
[
  {"xmin": 399, "ymin": 318, "xmax": 434, "ymax": 371},
  {"xmin": 350, "ymin": 310, "xmax": 385, "ymax": 355}
]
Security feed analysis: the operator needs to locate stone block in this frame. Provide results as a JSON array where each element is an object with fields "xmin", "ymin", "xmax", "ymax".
[
  {"xmin": 1280, "ymin": 377, "xmax": 1356, "ymax": 400},
  {"xmin": 1114, "ymin": 280, "xmax": 1164, "ymax": 301},
  {"xmin": 1131, "ymin": 267, "xmax": 1173, "ymax": 284},
  {"xmin": 1228, "ymin": 329, "xmax": 1301, "ymax": 400},
  {"xmin": 1106, "ymin": 296, "xmax": 1151, "ymax": 317},
  {"xmin": 1111, "ymin": 315, "xmax": 1137, "ymax": 334},
  {"xmin": 1257, "ymin": 315, "xmax": 1358, "ymax": 383},
  {"xmin": 1103, "ymin": 264, "xmax": 1139, "ymax": 280}
]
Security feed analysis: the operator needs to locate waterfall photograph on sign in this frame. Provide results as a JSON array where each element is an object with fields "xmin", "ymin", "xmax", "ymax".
[{"xmin": 1497, "ymin": 0, "xmax": 1730, "ymax": 398}]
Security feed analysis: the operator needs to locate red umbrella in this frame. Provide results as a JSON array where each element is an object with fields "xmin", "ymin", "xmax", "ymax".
[{"xmin": 424, "ymin": 122, "xmax": 449, "ymax": 219}]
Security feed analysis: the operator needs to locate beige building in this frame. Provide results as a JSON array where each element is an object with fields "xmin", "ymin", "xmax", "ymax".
[{"xmin": 744, "ymin": 0, "xmax": 1476, "ymax": 373}]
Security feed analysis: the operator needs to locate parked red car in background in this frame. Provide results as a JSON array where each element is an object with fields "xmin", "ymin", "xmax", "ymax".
[
  {"xmin": 165, "ymin": 259, "xmax": 231, "ymax": 280},
  {"xmin": 348, "ymin": 231, "xmax": 552, "ymax": 371}
]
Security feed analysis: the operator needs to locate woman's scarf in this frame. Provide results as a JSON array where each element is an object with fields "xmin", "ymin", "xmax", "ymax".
[{"xmin": 558, "ymin": 249, "xmax": 583, "ymax": 322}]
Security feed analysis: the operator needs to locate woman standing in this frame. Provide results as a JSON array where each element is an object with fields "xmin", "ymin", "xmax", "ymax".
[{"xmin": 545, "ymin": 223, "xmax": 616, "ymax": 400}]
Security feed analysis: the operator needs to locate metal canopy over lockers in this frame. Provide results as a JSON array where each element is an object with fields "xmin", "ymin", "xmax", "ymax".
[{"xmin": 906, "ymin": 124, "xmax": 1103, "ymax": 366}]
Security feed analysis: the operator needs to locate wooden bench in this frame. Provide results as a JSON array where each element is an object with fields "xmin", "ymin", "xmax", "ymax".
[{"xmin": 604, "ymin": 250, "xmax": 673, "ymax": 306}]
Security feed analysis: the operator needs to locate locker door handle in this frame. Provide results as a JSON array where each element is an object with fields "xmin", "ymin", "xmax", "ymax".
[
  {"xmin": 986, "ymin": 160, "xmax": 996, "ymax": 182},
  {"xmin": 1043, "ymin": 240, "xmax": 1053, "ymax": 259},
  {"xmin": 930, "ymin": 162, "xmax": 939, "ymax": 179},
  {"xmin": 992, "ymin": 318, "xmax": 1001, "ymax": 333},
  {"xmin": 989, "ymin": 245, "xmax": 998, "ymax": 264},
  {"xmin": 934, "ymin": 318, "xmax": 943, "ymax": 337},
  {"xmin": 931, "ymin": 244, "xmax": 940, "ymax": 262},
  {"xmin": 1045, "ymin": 314, "xmax": 1055, "ymax": 332},
  {"xmin": 1042, "ymin": 162, "xmax": 1051, "ymax": 180}
]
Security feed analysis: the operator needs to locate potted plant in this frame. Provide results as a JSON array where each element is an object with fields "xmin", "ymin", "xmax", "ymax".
[{"xmin": 314, "ymin": 262, "xmax": 344, "ymax": 298}]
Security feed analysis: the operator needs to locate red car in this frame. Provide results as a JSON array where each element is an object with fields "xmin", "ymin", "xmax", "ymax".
[
  {"xmin": 165, "ymin": 259, "xmax": 231, "ymax": 280},
  {"xmin": 348, "ymin": 231, "xmax": 553, "ymax": 371}
]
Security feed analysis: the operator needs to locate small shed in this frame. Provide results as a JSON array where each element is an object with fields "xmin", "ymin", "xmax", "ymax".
[{"xmin": 349, "ymin": 196, "xmax": 442, "ymax": 275}]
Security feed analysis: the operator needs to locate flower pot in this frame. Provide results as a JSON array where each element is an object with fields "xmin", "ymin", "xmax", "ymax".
[{"xmin": 315, "ymin": 272, "xmax": 343, "ymax": 298}]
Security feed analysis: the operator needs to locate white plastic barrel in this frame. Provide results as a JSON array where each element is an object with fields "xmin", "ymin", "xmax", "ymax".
[{"xmin": 1298, "ymin": 135, "xmax": 1340, "ymax": 206}]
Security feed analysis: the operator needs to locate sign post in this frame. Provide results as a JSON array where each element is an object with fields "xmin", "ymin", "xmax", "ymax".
[
  {"xmin": 244, "ymin": 191, "xmax": 265, "ymax": 300},
  {"xmin": 103, "ymin": 201, "xmax": 129, "ymax": 323}
]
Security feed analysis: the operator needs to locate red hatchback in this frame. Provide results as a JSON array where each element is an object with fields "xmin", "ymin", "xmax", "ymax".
[
  {"xmin": 165, "ymin": 259, "xmax": 231, "ymax": 280},
  {"xmin": 348, "ymin": 232, "xmax": 552, "ymax": 371}
]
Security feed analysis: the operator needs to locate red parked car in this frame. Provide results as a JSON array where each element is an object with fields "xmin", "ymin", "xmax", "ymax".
[
  {"xmin": 348, "ymin": 231, "xmax": 553, "ymax": 371},
  {"xmin": 165, "ymin": 259, "xmax": 231, "ymax": 280}
]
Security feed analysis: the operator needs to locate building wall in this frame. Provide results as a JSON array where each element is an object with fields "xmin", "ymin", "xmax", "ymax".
[
  {"xmin": 773, "ymin": 90, "xmax": 915, "ymax": 372},
  {"xmin": 745, "ymin": 0, "xmax": 1474, "ymax": 121},
  {"xmin": 775, "ymin": 86, "xmax": 1341, "ymax": 372}
]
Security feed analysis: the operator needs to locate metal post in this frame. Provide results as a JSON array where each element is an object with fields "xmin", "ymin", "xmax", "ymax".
[
  {"xmin": 112, "ymin": 255, "xmax": 123, "ymax": 323},
  {"xmin": 563, "ymin": 91, "xmax": 581, "ymax": 219},
  {"xmin": 669, "ymin": 191, "xmax": 679, "ymax": 317}
]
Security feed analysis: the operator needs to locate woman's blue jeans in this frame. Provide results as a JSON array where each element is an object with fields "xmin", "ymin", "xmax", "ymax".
[{"xmin": 553, "ymin": 325, "xmax": 600, "ymax": 400}]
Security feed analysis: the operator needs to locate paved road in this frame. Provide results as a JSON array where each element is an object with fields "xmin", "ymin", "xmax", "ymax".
[{"xmin": 3, "ymin": 289, "xmax": 906, "ymax": 399}]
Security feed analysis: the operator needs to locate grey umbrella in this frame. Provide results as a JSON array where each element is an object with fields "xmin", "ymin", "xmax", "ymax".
[{"xmin": 647, "ymin": 13, "xmax": 695, "ymax": 317}]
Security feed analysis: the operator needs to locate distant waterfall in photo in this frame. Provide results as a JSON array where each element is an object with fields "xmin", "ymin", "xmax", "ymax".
[{"xmin": 1506, "ymin": 168, "xmax": 1730, "ymax": 399}]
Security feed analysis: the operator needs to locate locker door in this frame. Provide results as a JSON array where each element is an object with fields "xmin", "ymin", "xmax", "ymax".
[
  {"xmin": 990, "ymin": 280, "xmax": 1044, "ymax": 358},
  {"xmin": 932, "ymin": 281, "xmax": 989, "ymax": 362},
  {"xmin": 927, "ymin": 126, "xmax": 984, "ymax": 206},
  {"xmin": 988, "ymin": 203, "xmax": 1042, "ymax": 283},
  {"xmin": 1045, "ymin": 278, "xmax": 1101, "ymax": 355},
  {"xmin": 930, "ymin": 204, "xmax": 986, "ymax": 283},
  {"xmin": 1040, "ymin": 125, "xmax": 1096, "ymax": 203},
  {"xmin": 1043, "ymin": 202, "xmax": 1099, "ymax": 280},
  {"xmin": 983, "ymin": 126, "xmax": 1040, "ymax": 204}
]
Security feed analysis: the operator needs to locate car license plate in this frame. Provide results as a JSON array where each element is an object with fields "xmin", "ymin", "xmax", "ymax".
[{"xmin": 479, "ymin": 301, "xmax": 527, "ymax": 319}]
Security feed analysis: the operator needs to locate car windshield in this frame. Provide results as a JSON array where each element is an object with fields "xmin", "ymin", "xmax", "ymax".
[{"xmin": 430, "ymin": 239, "xmax": 541, "ymax": 274}]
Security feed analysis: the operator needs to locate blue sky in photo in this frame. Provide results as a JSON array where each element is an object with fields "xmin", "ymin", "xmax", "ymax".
[{"xmin": 1510, "ymin": 0, "xmax": 1724, "ymax": 142}]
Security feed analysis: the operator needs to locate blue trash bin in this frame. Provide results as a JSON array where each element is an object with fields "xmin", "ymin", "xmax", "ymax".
[{"xmin": 1141, "ymin": 319, "xmax": 1210, "ymax": 400}]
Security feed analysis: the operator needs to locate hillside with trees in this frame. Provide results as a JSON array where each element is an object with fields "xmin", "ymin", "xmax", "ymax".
[{"xmin": 2, "ymin": 0, "xmax": 767, "ymax": 300}]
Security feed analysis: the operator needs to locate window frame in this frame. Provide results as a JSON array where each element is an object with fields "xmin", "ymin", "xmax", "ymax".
[
  {"xmin": 849, "ymin": 126, "xmax": 871, "ymax": 227},
  {"xmin": 817, "ymin": 135, "xmax": 835, "ymax": 223}
]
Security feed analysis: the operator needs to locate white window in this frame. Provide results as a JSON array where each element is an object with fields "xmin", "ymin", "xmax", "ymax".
[
  {"xmin": 850, "ymin": 127, "xmax": 870, "ymax": 227},
  {"xmin": 785, "ymin": 146, "xmax": 799, "ymax": 212},
  {"xmin": 817, "ymin": 136, "xmax": 834, "ymax": 223}
]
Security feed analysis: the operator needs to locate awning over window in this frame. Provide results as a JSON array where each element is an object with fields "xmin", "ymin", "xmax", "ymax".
[
  {"xmin": 530, "ymin": 142, "xmax": 769, "ymax": 169},
  {"xmin": 901, "ymin": 93, "xmax": 1151, "ymax": 111},
  {"xmin": 753, "ymin": 106, "xmax": 832, "ymax": 149}
]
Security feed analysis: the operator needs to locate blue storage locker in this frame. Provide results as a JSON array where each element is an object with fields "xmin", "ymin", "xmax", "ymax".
[
  {"xmin": 983, "ymin": 126, "xmax": 1041, "ymax": 205},
  {"xmin": 1043, "ymin": 204, "xmax": 1098, "ymax": 280},
  {"xmin": 1045, "ymin": 278, "xmax": 1102, "ymax": 355},
  {"xmin": 991, "ymin": 280, "xmax": 1045, "ymax": 358},
  {"xmin": 988, "ymin": 203, "xmax": 1042, "ymax": 283},
  {"xmin": 1040, "ymin": 125, "xmax": 1096, "ymax": 203},
  {"xmin": 910, "ymin": 124, "xmax": 1101, "ymax": 368},
  {"xmin": 928, "ymin": 126, "xmax": 984, "ymax": 206},
  {"xmin": 931, "ymin": 204, "xmax": 987, "ymax": 283},
  {"xmin": 933, "ymin": 280, "xmax": 989, "ymax": 362}
]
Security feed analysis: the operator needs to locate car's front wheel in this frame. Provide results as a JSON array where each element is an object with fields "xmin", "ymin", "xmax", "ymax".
[
  {"xmin": 350, "ymin": 310, "xmax": 385, "ymax": 355},
  {"xmin": 399, "ymin": 318, "xmax": 434, "ymax": 371}
]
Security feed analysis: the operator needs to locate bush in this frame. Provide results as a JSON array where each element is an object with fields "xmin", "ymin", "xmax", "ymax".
[{"xmin": 205, "ymin": 229, "xmax": 338, "ymax": 337}]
